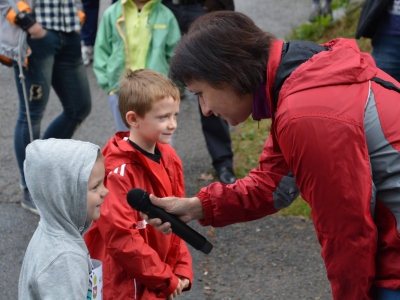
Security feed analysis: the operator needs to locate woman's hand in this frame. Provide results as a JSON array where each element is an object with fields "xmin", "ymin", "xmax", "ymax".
[
  {"xmin": 140, "ymin": 195, "xmax": 204, "ymax": 235},
  {"xmin": 27, "ymin": 23, "xmax": 46, "ymax": 38}
]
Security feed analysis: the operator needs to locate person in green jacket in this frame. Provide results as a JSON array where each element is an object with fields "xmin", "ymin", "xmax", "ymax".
[{"xmin": 94, "ymin": 0, "xmax": 181, "ymax": 131}]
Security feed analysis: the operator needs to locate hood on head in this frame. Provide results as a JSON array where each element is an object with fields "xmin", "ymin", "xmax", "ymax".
[{"xmin": 24, "ymin": 139, "xmax": 100, "ymax": 236}]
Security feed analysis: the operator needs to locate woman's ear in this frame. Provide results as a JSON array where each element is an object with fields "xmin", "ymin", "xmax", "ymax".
[{"xmin": 126, "ymin": 111, "xmax": 139, "ymax": 127}]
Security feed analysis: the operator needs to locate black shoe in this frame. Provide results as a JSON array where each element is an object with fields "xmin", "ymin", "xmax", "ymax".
[
  {"xmin": 216, "ymin": 167, "xmax": 237, "ymax": 184},
  {"xmin": 21, "ymin": 189, "xmax": 39, "ymax": 215}
]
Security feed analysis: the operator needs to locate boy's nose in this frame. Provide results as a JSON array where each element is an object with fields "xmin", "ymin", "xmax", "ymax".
[{"xmin": 168, "ymin": 117, "xmax": 177, "ymax": 129}]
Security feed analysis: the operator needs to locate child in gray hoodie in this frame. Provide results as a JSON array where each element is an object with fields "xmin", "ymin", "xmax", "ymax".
[{"xmin": 18, "ymin": 138, "xmax": 109, "ymax": 300}]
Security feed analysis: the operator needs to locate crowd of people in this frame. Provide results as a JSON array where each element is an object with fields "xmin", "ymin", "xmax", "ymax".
[{"xmin": 1, "ymin": 0, "xmax": 400, "ymax": 299}]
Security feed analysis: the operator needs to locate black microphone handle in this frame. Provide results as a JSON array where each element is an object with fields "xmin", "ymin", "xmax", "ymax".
[{"xmin": 146, "ymin": 205, "xmax": 213, "ymax": 254}]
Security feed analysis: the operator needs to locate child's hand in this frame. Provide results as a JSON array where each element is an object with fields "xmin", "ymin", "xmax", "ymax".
[{"xmin": 168, "ymin": 277, "xmax": 189, "ymax": 299}]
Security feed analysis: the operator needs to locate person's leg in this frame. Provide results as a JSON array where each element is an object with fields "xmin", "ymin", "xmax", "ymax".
[
  {"xmin": 81, "ymin": 0, "xmax": 99, "ymax": 65},
  {"xmin": 199, "ymin": 105, "xmax": 236, "ymax": 184},
  {"xmin": 44, "ymin": 31, "xmax": 91, "ymax": 139},
  {"xmin": 81, "ymin": 0, "xmax": 99, "ymax": 46},
  {"xmin": 321, "ymin": 0, "xmax": 332, "ymax": 17},
  {"xmin": 309, "ymin": 0, "xmax": 321, "ymax": 22},
  {"xmin": 13, "ymin": 31, "xmax": 59, "ymax": 189},
  {"xmin": 376, "ymin": 288, "xmax": 400, "ymax": 300},
  {"xmin": 12, "ymin": 31, "xmax": 60, "ymax": 214},
  {"xmin": 372, "ymin": 34, "xmax": 400, "ymax": 83},
  {"xmin": 162, "ymin": 1, "xmax": 208, "ymax": 33},
  {"xmin": 108, "ymin": 93, "xmax": 129, "ymax": 132}
]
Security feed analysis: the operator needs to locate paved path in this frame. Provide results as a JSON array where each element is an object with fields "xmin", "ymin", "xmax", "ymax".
[{"xmin": 0, "ymin": 1, "xmax": 334, "ymax": 299}]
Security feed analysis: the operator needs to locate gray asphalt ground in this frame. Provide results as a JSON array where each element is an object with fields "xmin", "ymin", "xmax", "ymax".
[{"xmin": 0, "ymin": 1, "xmax": 334, "ymax": 299}]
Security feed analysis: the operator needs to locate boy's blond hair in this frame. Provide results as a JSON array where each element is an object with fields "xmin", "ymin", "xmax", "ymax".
[{"xmin": 118, "ymin": 69, "xmax": 180, "ymax": 127}]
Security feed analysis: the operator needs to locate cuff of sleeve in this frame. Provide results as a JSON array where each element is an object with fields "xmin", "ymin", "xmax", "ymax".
[
  {"xmin": 0, "ymin": 55, "xmax": 13, "ymax": 67},
  {"xmin": 196, "ymin": 190, "xmax": 213, "ymax": 226},
  {"xmin": 6, "ymin": 1, "xmax": 31, "ymax": 25},
  {"xmin": 158, "ymin": 275, "xmax": 178, "ymax": 299},
  {"xmin": 77, "ymin": 10, "xmax": 86, "ymax": 26}
]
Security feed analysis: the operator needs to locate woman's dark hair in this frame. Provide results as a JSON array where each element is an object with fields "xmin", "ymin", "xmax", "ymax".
[{"xmin": 169, "ymin": 11, "xmax": 277, "ymax": 94}]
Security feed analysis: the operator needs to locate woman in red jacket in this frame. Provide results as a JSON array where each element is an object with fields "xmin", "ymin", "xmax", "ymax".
[{"xmin": 143, "ymin": 11, "xmax": 400, "ymax": 300}]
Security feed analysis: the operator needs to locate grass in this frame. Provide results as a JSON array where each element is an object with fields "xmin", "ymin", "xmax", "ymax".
[{"xmin": 232, "ymin": 0, "xmax": 372, "ymax": 219}]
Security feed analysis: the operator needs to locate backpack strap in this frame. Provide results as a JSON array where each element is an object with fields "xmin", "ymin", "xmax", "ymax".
[{"xmin": 371, "ymin": 77, "xmax": 400, "ymax": 93}]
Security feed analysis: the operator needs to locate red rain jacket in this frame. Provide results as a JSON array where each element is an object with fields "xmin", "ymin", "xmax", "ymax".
[
  {"xmin": 85, "ymin": 132, "xmax": 193, "ymax": 300},
  {"xmin": 197, "ymin": 38, "xmax": 400, "ymax": 299}
]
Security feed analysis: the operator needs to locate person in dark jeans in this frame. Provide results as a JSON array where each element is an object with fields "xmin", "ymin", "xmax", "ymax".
[
  {"xmin": 1, "ymin": 0, "xmax": 92, "ymax": 214},
  {"xmin": 163, "ymin": 0, "xmax": 237, "ymax": 184}
]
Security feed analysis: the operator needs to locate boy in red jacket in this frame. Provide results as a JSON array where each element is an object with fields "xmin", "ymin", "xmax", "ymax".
[{"xmin": 84, "ymin": 69, "xmax": 193, "ymax": 300}]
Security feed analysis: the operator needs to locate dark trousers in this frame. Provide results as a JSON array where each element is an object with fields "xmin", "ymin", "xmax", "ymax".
[
  {"xmin": 81, "ymin": 0, "xmax": 100, "ymax": 46},
  {"xmin": 162, "ymin": 1, "xmax": 208, "ymax": 33},
  {"xmin": 163, "ymin": 0, "xmax": 234, "ymax": 170},
  {"xmin": 13, "ymin": 31, "xmax": 91, "ymax": 188},
  {"xmin": 199, "ymin": 105, "xmax": 234, "ymax": 170}
]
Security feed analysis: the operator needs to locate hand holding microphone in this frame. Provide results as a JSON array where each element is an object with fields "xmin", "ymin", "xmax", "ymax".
[{"xmin": 127, "ymin": 188, "xmax": 213, "ymax": 254}]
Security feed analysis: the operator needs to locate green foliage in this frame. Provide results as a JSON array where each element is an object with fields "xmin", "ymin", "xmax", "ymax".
[
  {"xmin": 290, "ymin": 14, "xmax": 333, "ymax": 41},
  {"xmin": 331, "ymin": 0, "xmax": 349, "ymax": 10},
  {"xmin": 232, "ymin": 0, "xmax": 369, "ymax": 219},
  {"xmin": 232, "ymin": 118, "xmax": 270, "ymax": 179},
  {"xmin": 280, "ymin": 198, "xmax": 311, "ymax": 219}
]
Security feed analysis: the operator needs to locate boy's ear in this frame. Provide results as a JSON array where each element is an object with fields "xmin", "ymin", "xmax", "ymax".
[{"xmin": 126, "ymin": 111, "xmax": 139, "ymax": 127}]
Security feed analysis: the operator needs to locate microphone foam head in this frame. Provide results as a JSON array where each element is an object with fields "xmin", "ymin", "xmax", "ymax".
[{"xmin": 127, "ymin": 188, "xmax": 150, "ymax": 212}]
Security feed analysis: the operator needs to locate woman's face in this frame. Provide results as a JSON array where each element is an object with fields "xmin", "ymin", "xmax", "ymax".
[{"xmin": 186, "ymin": 80, "xmax": 253, "ymax": 126}]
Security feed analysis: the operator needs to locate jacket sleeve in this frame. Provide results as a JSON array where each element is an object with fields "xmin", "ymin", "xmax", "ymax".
[
  {"xmin": 166, "ymin": 148, "xmax": 193, "ymax": 289},
  {"xmin": 165, "ymin": 12, "xmax": 181, "ymax": 63},
  {"xmin": 0, "ymin": 0, "xmax": 10, "ymax": 16},
  {"xmin": 97, "ymin": 170, "xmax": 179, "ymax": 298},
  {"xmin": 93, "ymin": 9, "xmax": 112, "ymax": 93},
  {"xmin": 197, "ymin": 134, "xmax": 299, "ymax": 227},
  {"xmin": 0, "ymin": 0, "xmax": 31, "ymax": 25},
  {"xmin": 157, "ymin": 145, "xmax": 193, "ymax": 289},
  {"xmin": 36, "ymin": 253, "xmax": 89, "ymax": 299},
  {"xmin": 171, "ymin": 237, "xmax": 193, "ymax": 291}
]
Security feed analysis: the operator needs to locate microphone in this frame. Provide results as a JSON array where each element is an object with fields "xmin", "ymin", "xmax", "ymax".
[{"xmin": 127, "ymin": 188, "xmax": 213, "ymax": 254}]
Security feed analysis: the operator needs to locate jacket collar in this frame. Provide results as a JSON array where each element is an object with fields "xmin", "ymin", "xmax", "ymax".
[{"xmin": 251, "ymin": 79, "xmax": 270, "ymax": 120}]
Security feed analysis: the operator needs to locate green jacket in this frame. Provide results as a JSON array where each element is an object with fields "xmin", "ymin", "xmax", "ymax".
[{"xmin": 93, "ymin": 0, "xmax": 181, "ymax": 93}]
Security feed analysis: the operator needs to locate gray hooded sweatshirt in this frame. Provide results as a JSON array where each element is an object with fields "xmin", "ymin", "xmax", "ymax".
[{"xmin": 18, "ymin": 139, "xmax": 100, "ymax": 300}]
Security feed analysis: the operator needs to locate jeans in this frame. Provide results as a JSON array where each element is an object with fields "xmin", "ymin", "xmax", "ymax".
[
  {"xmin": 372, "ymin": 33, "xmax": 400, "ymax": 82},
  {"xmin": 377, "ymin": 287, "xmax": 400, "ymax": 300},
  {"xmin": 13, "ymin": 30, "xmax": 91, "ymax": 189},
  {"xmin": 108, "ymin": 93, "xmax": 128, "ymax": 132}
]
